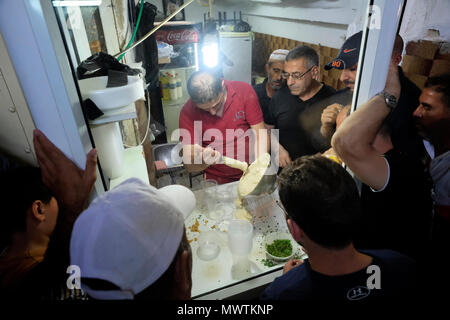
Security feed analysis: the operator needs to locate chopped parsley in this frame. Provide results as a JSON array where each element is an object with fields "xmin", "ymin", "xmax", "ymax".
[{"xmin": 266, "ymin": 239, "xmax": 292, "ymax": 257}]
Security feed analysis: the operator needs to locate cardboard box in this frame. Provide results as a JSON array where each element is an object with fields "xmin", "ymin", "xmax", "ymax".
[
  {"xmin": 429, "ymin": 59, "xmax": 450, "ymax": 77},
  {"xmin": 405, "ymin": 40, "xmax": 439, "ymax": 60},
  {"xmin": 403, "ymin": 55, "xmax": 433, "ymax": 76}
]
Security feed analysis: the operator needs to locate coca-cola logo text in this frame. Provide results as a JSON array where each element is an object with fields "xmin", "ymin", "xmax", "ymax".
[{"xmin": 157, "ymin": 29, "xmax": 198, "ymax": 44}]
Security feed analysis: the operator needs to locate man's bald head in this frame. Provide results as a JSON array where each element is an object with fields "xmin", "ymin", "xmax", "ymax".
[{"xmin": 187, "ymin": 70, "xmax": 223, "ymax": 105}]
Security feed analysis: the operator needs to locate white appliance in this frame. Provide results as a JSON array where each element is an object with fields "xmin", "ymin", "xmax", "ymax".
[{"xmin": 219, "ymin": 31, "xmax": 252, "ymax": 84}]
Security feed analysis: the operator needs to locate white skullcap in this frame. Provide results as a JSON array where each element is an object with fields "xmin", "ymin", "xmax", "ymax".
[
  {"xmin": 269, "ymin": 49, "xmax": 289, "ymax": 62},
  {"xmin": 70, "ymin": 178, "xmax": 196, "ymax": 300}
]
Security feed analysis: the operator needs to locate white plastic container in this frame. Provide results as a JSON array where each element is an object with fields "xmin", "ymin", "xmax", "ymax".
[
  {"xmin": 78, "ymin": 75, "xmax": 144, "ymax": 111},
  {"xmin": 90, "ymin": 122, "xmax": 125, "ymax": 180}
]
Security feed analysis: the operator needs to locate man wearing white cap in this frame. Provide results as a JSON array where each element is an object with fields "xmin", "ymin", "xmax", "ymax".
[
  {"xmin": 70, "ymin": 178, "xmax": 196, "ymax": 300},
  {"xmin": 253, "ymin": 49, "xmax": 289, "ymax": 125}
]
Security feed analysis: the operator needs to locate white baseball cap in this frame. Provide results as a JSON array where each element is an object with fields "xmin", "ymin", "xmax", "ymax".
[
  {"xmin": 70, "ymin": 178, "xmax": 196, "ymax": 300},
  {"xmin": 269, "ymin": 49, "xmax": 289, "ymax": 62}
]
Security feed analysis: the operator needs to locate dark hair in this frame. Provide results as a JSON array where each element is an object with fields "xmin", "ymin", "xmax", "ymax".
[
  {"xmin": 393, "ymin": 34, "xmax": 404, "ymax": 55},
  {"xmin": 278, "ymin": 155, "xmax": 361, "ymax": 249},
  {"xmin": 285, "ymin": 46, "xmax": 319, "ymax": 69},
  {"xmin": 187, "ymin": 69, "xmax": 223, "ymax": 104},
  {"xmin": 0, "ymin": 167, "xmax": 53, "ymax": 248},
  {"xmin": 424, "ymin": 73, "xmax": 450, "ymax": 108}
]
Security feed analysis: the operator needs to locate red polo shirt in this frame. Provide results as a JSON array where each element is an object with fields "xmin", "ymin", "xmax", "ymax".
[{"xmin": 179, "ymin": 80, "xmax": 264, "ymax": 184}]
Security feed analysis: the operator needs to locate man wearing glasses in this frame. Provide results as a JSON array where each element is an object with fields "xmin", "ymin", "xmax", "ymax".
[
  {"xmin": 179, "ymin": 69, "xmax": 268, "ymax": 184},
  {"xmin": 265, "ymin": 46, "xmax": 336, "ymax": 168}
]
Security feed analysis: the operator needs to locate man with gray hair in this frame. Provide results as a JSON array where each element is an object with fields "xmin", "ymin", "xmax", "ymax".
[
  {"xmin": 265, "ymin": 46, "xmax": 336, "ymax": 167},
  {"xmin": 253, "ymin": 49, "xmax": 289, "ymax": 125},
  {"xmin": 179, "ymin": 69, "xmax": 268, "ymax": 184}
]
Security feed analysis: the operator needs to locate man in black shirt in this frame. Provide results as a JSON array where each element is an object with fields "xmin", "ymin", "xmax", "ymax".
[
  {"xmin": 324, "ymin": 32, "xmax": 423, "ymax": 159},
  {"xmin": 266, "ymin": 46, "xmax": 336, "ymax": 167},
  {"xmin": 332, "ymin": 62, "xmax": 433, "ymax": 260},
  {"xmin": 261, "ymin": 155, "xmax": 416, "ymax": 301},
  {"xmin": 253, "ymin": 49, "xmax": 289, "ymax": 125}
]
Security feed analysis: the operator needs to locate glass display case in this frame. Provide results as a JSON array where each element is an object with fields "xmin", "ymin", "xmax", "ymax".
[{"xmin": 0, "ymin": 0, "xmax": 404, "ymax": 300}]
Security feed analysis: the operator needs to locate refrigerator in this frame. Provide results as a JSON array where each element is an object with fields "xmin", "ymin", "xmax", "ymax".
[
  {"xmin": 219, "ymin": 31, "xmax": 253, "ymax": 84},
  {"xmin": 155, "ymin": 22, "xmax": 201, "ymax": 142}
]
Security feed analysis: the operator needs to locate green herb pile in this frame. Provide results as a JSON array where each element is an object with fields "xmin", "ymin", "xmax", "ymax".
[{"xmin": 266, "ymin": 239, "xmax": 292, "ymax": 257}]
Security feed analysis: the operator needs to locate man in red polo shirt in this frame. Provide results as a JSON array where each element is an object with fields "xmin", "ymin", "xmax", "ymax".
[{"xmin": 179, "ymin": 69, "xmax": 268, "ymax": 184}]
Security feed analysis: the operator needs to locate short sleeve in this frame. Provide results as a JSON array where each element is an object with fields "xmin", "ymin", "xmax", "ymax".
[{"xmin": 244, "ymin": 85, "xmax": 264, "ymax": 125}]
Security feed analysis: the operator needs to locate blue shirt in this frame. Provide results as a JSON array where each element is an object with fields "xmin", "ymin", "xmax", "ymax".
[{"xmin": 260, "ymin": 249, "xmax": 416, "ymax": 301}]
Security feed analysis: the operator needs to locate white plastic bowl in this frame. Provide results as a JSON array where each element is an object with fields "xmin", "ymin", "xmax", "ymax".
[
  {"xmin": 78, "ymin": 75, "xmax": 144, "ymax": 111},
  {"xmin": 264, "ymin": 232, "xmax": 296, "ymax": 262}
]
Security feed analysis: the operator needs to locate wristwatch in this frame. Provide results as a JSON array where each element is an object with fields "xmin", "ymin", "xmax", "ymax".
[{"xmin": 376, "ymin": 91, "xmax": 398, "ymax": 109}]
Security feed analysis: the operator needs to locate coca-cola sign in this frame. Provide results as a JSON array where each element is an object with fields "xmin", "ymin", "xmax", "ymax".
[{"xmin": 156, "ymin": 28, "xmax": 198, "ymax": 45}]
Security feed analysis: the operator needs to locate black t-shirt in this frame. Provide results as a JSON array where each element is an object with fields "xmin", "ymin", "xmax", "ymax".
[
  {"xmin": 385, "ymin": 67, "xmax": 424, "ymax": 160},
  {"xmin": 253, "ymin": 78, "xmax": 272, "ymax": 124},
  {"xmin": 260, "ymin": 249, "xmax": 416, "ymax": 301},
  {"xmin": 355, "ymin": 149, "xmax": 433, "ymax": 260},
  {"xmin": 266, "ymin": 84, "xmax": 336, "ymax": 160}
]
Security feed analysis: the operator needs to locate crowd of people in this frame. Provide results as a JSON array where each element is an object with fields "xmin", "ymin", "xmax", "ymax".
[{"xmin": 0, "ymin": 30, "xmax": 448, "ymax": 302}]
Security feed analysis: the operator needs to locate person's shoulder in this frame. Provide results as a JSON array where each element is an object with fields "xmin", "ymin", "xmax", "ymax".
[
  {"xmin": 271, "ymin": 85, "xmax": 291, "ymax": 101},
  {"xmin": 261, "ymin": 263, "xmax": 311, "ymax": 300},
  {"xmin": 180, "ymin": 98, "xmax": 196, "ymax": 116},
  {"xmin": 253, "ymin": 81, "xmax": 265, "ymax": 93},
  {"xmin": 228, "ymin": 80, "xmax": 253, "ymax": 91},
  {"xmin": 321, "ymin": 83, "xmax": 337, "ymax": 96},
  {"xmin": 361, "ymin": 249, "xmax": 416, "ymax": 268}
]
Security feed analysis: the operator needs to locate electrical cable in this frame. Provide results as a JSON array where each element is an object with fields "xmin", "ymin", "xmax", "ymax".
[
  {"xmin": 123, "ymin": 89, "xmax": 151, "ymax": 148},
  {"xmin": 118, "ymin": 0, "xmax": 144, "ymax": 61}
]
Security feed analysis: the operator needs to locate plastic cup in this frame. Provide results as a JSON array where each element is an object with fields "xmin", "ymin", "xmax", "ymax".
[
  {"xmin": 197, "ymin": 179, "xmax": 217, "ymax": 213},
  {"xmin": 227, "ymin": 219, "xmax": 253, "ymax": 256},
  {"xmin": 196, "ymin": 231, "xmax": 221, "ymax": 261}
]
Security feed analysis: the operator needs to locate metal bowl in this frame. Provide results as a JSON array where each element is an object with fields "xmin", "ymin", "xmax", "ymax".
[{"xmin": 247, "ymin": 172, "xmax": 277, "ymax": 196}]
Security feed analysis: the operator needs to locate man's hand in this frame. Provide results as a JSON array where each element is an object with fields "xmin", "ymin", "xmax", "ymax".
[
  {"xmin": 182, "ymin": 144, "xmax": 221, "ymax": 173},
  {"xmin": 278, "ymin": 144, "xmax": 291, "ymax": 168},
  {"xmin": 33, "ymin": 129, "xmax": 97, "ymax": 218},
  {"xmin": 283, "ymin": 259, "xmax": 303, "ymax": 274},
  {"xmin": 320, "ymin": 103, "xmax": 343, "ymax": 139},
  {"xmin": 183, "ymin": 144, "xmax": 221, "ymax": 166}
]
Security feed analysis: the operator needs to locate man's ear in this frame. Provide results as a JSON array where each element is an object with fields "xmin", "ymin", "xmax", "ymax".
[
  {"xmin": 173, "ymin": 250, "xmax": 192, "ymax": 300},
  {"xmin": 265, "ymin": 63, "xmax": 269, "ymax": 74},
  {"xmin": 287, "ymin": 218, "xmax": 303, "ymax": 242},
  {"xmin": 30, "ymin": 200, "xmax": 46, "ymax": 222},
  {"xmin": 312, "ymin": 65, "xmax": 320, "ymax": 80}
]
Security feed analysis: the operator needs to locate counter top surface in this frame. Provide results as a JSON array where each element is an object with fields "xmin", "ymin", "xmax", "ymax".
[{"xmin": 185, "ymin": 181, "xmax": 306, "ymax": 298}]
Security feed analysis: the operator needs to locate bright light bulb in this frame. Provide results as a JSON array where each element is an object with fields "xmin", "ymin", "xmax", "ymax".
[{"xmin": 202, "ymin": 43, "xmax": 219, "ymax": 68}]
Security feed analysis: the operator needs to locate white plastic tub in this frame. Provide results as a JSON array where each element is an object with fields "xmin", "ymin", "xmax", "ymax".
[{"xmin": 78, "ymin": 75, "xmax": 144, "ymax": 111}]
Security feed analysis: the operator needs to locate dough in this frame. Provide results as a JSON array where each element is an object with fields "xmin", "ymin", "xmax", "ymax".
[
  {"xmin": 238, "ymin": 153, "xmax": 271, "ymax": 198},
  {"xmin": 222, "ymin": 156, "xmax": 248, "ymax": 172}
]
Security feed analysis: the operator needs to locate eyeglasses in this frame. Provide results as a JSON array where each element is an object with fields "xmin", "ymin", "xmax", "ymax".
[
  {"xmin": 281, "ymin": 66, "xmax": 315, "ymax": 80},
  {"xmin": 276, "ymin": 199, "xmax": 291, "ymax": 221}
]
